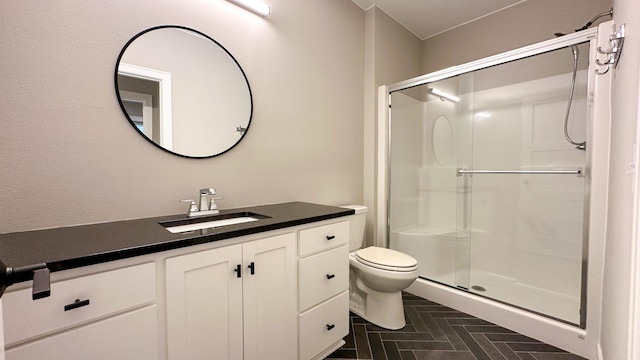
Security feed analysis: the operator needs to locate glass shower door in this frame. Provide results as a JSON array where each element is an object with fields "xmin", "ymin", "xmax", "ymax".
[
  {"xmin": 388, "ymin": 73, "xmax": 474, "ymax": 291},
  {"xmin": 464, "ymin": 46, "xmax": 587, "ymax": 324},
  {"xmin": 388, "ymin": 42, "xmax": 589, "ymax": 325}
]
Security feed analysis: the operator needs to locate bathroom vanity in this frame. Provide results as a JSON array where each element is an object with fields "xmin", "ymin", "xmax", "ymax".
[{"xmin": 0, "ymin": 202, "xmax": 353, "ymax": 360}]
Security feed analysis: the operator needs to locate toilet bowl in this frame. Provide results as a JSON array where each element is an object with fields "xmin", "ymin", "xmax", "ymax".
[{"xmin": 342, "ymin": 205, "xmax": 419, "ymax": 330}]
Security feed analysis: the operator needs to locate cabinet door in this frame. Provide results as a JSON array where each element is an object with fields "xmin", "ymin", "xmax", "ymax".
[
  {"xmin": 242, "ymin": 233, "xmax": 297, "ymax": 360},
  {"xmin": 166, "ymin": 245, "xmax": 243, "ymax": 360}
]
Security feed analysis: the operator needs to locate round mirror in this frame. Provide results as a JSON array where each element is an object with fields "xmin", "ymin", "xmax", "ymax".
[
  {"xmin": 432, "ymin": 115, "xmax": 453, "ymax": 165},
  {"xmin": 115, "ymin": 25, "xmax": 253, "ymax": 158}
]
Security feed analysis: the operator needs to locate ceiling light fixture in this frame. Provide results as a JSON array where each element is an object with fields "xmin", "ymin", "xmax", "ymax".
[
  {"xmin": 429, "ymin": 88, "xmax": 460, "ymax": 103},
  {"xmin": 227, "ymin": 0, "xmax": 270, "ymax": 17}
]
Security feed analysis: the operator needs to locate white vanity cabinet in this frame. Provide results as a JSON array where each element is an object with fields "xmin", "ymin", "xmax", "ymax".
[
  {"xmin": 0, "ymin": 209, "xmax": 352, "ymax": 360},
  {"xmin": 165, "ymin": 232, "xmax": 297, "ymax": 360},
  {"xmin": 2, "ymin": 262, "xmax": 158, "ymax": 360},
  {"xmin": 297, "ymin": 221, "xmax": 350, "ymax": 360}
]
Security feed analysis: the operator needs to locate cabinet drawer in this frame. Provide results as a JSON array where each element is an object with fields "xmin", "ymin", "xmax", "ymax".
[
  {"xmin": 6, "ymin": 305, "xmax": 158, "ymax": 360},
  {"xmin": 298, "ymin": 245, "xmax": 348, "ymax": 311},
  {"xmin": 298, "ymin": 221, "xmax": 349, "ymax": 257},
  {"xmin": 3, "ymin": 262, "xmax": 156, "ymax": 345},
  {"xmin": 299, "ymin": 291, "xmax": 349, "ymax": 360}
]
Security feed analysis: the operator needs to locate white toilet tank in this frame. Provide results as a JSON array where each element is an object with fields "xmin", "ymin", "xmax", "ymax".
[{"xmin": 341, "ymin": 205, "xmax": 368, "ymax": 251}]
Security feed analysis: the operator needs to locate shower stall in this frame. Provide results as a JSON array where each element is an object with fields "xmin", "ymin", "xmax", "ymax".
[{"xmin": 377, "ymin": 23, "xmax": 614, "ymax": 358}]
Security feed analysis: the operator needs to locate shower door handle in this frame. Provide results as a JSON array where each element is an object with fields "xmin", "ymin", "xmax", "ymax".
[{"xmin": 457, "ymin": 168, "xmax": 583, "ymax": 177}]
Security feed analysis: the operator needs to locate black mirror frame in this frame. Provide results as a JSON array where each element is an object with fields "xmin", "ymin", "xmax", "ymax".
[{"xmin": 114, "ymin": 25, "xmax": 254, "ymax": 159}]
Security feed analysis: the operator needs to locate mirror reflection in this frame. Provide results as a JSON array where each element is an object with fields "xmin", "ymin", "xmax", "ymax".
[{"xmin": 115, "ymin": 25, "xmax": 253, "ymax": 158}]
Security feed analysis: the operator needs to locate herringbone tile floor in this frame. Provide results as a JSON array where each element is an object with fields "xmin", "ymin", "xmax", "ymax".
[{"xmin": 326, "ymin": 293, "xmax": 586, "ymax": 360}]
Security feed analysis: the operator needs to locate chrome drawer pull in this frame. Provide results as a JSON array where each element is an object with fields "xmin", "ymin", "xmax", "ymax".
[
  {"xmin": 326, "ymin": 274, "xmax": 335, "ymax": 280},
  {"xmin": 326, "ymin": 323, "xmax": 335, "ymax": 331},
  {"xmin": 326, "ymin": 235, "xmax": 335, "ymax": 240},
  {"xmin": 64, "ymin": 298, "xmax": 90, "ymax": 312}
]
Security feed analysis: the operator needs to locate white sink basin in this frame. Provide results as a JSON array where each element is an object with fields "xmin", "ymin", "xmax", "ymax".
[{"xmin": 161, "ymin": 212, "xmax": 268, "ymax": 234}]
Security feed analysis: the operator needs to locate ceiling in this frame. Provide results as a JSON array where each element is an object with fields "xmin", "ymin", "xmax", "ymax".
[{"xmin": 350, "ymin": 0, "xmax": 527, "ymax": 40}]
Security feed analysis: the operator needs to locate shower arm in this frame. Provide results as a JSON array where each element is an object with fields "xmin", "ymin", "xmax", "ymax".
[{"xmin": 574, "ymin": 8, "xmax": 614, "ymax": 32}]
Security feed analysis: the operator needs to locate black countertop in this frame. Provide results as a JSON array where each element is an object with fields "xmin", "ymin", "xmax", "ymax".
[{"xmin": 0, "ymin": 202, "xmax": 354, "ymax": 287}]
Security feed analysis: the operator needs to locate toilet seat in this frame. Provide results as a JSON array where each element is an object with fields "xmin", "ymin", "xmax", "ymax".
[{"xmin": 355, "ymin": 247, "xmax": 418, "ymax": 272}]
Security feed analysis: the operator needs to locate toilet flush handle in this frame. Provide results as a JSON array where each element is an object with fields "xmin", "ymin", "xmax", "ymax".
[
  {"xmin": 326, "ymin": 235, "xmax": 335, "ymax": 240},
  {"xmin": 326, "ymin": 274, "xmax": 335, "ymax": 280}
]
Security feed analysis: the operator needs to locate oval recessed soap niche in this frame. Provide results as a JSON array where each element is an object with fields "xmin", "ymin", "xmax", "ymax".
[{"xmin": 432, "ymin": 115, "xmax": 453, "ymax": 165}]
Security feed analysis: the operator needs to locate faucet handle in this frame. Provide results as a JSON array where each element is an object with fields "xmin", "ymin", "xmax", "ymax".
[
  {"xmin": 209, "ymin": 197, "xmax": 224, "ymax": 210},
  {"xmin": 180, "ymin": 199, "xmax": 198, "ymax": 215}
]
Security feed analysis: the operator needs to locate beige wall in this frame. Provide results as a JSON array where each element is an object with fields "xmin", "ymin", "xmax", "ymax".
[
  {"xmin": 0, "ymin": 0, "xmax": 364, "ymax": 233},
  {"xmin": 363, "ymin": 7, "xmax": 422, "ymax": 246},
  {"xmin": 422, "ymin": 0, "xmax": 613, "ymax": 73}
]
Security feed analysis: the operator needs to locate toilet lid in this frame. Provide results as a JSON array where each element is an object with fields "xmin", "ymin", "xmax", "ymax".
[{"xmin": 355, "ymin": 247, "xmax": 418, "ymax": 272}]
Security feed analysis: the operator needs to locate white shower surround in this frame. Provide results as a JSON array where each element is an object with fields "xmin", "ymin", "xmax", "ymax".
[{"xmin": 376, "ymin": 24, "xmax": 612, "ymax": 359}]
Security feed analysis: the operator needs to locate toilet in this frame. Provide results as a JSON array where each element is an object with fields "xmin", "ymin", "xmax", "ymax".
[{"xmin": 342, "ymin": 205, "xmax": 419, "ymax": 330}]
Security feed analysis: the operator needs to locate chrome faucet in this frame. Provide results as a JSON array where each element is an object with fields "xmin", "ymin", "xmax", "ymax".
[
  {"xmin": 181, "ymin": 188, "xmax": 224, "ymax": 217},
  {"xmin": 199, "ymin": 188, "xmax": 214, "ymax": 211}
]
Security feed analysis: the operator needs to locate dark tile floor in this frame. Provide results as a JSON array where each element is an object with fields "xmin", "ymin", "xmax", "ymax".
[{"xmin": 326, "ymin": 293, "xmax": 586, "ymax": 360}]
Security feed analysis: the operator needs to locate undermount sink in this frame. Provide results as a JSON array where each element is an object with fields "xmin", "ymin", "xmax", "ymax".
[{"xmin": 161, "ymin": 212, "xmax": 270, "ymax": 234}]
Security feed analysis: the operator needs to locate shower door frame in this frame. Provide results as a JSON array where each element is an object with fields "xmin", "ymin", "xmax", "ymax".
[{"xmin": 376, "ymin": 23, "xmax": 612, "ymax": 359}]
